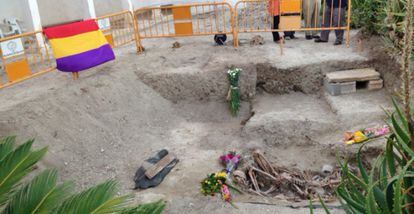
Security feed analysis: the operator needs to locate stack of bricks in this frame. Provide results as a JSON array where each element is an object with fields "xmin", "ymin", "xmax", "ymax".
[{"xmin": 324, "ymin": 68, "xmax": 383, "ymax": 96}]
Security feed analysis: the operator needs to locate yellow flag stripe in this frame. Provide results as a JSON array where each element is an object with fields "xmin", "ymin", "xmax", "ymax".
[{"xmin": 49, "ymin": 30, "xmax": 108, "ymax": 59}]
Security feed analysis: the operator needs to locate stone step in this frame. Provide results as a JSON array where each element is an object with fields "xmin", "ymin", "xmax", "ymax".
[
  {"xmin": 326, "ymin": 68, "xmax": 380, "ymax": 83},
  {"xmin": 243, "ymin": 93, "xmax": 338, "ymax": 146}
]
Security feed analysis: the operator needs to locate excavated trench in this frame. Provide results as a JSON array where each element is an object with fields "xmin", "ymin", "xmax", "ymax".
[{"xmin": 0, "ymin": 34, "xmax": 397, "ymax": 212}]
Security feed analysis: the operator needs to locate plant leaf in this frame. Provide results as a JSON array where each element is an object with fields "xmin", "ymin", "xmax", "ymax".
[
  {"xmin": 318, "ymin": 194, "xmax": 331, "ymax": 214},
  {"xmin": 0, "ymin": 136, "xmax": 15, "ymax": 162},
  {"xmin": 56, "ymin": 180, "xmax": 131, "ymax": 214},
  {"xmin": 120, "ymin": 200, "xmax": 166, "ymax": 214},
  {"xmin": 357, "ymin": 145, "xmax": 369, "ymax": 184},
  {"xmin": 4, "ymin": 169, "xmax": 73, "ymax": 214},
  {"xmin": 0, "ymin": 140, "xmax": 47, "ymax": 206}
]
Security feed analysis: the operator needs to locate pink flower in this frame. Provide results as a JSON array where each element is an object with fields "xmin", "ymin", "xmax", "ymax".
[
  {"xmin": 221, "ymin": 184, "xmax": 231, "ymax": 202},
  {"xmin": 220, "ymin": 152, "xmax": 241, "ymax": 174}
]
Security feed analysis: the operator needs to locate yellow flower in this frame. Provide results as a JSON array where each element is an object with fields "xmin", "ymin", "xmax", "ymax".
[{"xmin": 215, "ymin": 172, "xmax": 227, "ymax": 178}]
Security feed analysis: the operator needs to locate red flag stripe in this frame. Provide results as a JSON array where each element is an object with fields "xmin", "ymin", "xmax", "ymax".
[{"xmin": 43, "ymin": 19, "xmax": 99, "ymax": 39}]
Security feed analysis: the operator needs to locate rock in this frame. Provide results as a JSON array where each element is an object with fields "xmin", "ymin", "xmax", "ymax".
[
  {"xmin": 250, "ymin": 35, "xmax": 265, "ymax": 46},
  {"xmin": 321, "ymin": 164, "xmax": 333, "ymax": 175},
  {"xmin": 172, "ymin": 42, "xmax": 181, "ymax": 49}
]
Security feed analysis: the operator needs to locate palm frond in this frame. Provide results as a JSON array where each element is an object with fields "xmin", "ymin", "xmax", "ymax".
[
  {"xmin": 56, "ymin": 180, "xmax": 131, "ymax": 214},
  {"xmin": 0, "ymin": 136, "xmax": 15, "ymax": 162},
  {"xmin": 4, "ymin": 169, "xmax": 73, "ymax": 214},
  {"xmin": 120, "ymin": 200, "xmax": 166, "ymax": 214},
  {"xmin": 0, "ymin": 139, "xmax": 47, "ymax": 206}
]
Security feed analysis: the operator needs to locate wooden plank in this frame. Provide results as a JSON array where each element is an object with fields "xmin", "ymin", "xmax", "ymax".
[
  {"xmin": 326, "ymin": 68, "xmax": 380, "ymax": 83},
  {"xmin": 145, "ymin": 153, "xmax": 176, "ymax": 179}
]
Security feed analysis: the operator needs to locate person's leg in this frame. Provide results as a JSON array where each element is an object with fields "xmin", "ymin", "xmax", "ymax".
[
  {"xmin": 333, "ymin": 7, "xmax": 345, "ymax": 44},
  {"xmin": 317, "ymin": 4, "xmax": 331, "ymax": 42},
  {"xmin": 303, "ymin": 0, "xmax": 313, "ymax": 38},
  {"xmin": 272, "ymin": 16, "xmax": 280, "ymax": 41},
  {"xmin": 312, "ymin": 0, "xmax": 322, "ymax": 37},
  {"xmin": 284, "ymin": 31, "xmax": 295, "ymax": 39}
]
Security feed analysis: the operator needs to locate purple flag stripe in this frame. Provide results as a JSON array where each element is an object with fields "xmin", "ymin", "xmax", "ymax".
[{"xmin": 56, "ymin": 44, "xmax": 115, "ymax": 72}]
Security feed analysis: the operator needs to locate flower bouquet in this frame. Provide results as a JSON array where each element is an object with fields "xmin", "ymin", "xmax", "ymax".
[
  {"xmin": 220, "ymin": 151, "xmax": 241, "ymax": 176},
  {"xmin": 200, "ymin": 172, "xmax": 227, "ymax": 196},
  {"xmin": 227, "ymin": 68, "xmax": 242, "ymax": 116}
]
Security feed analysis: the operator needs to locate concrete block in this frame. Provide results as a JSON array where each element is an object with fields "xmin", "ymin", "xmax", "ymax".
[
  {"xmin": 368, "ymin": 79, "xmax": 383, "ymax": 90},
  {"xmin": 326, "ymin": 68, "xmax": 380, "ymax": 83},
  {"xmin": 324, "ymin": 79, "xmax": 356, "ymax": 96}
]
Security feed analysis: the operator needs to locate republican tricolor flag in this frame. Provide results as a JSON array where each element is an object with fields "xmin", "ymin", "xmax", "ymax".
[{"xmin": 44, "ymin": 20, "xmax": 115, "ymax": 72}]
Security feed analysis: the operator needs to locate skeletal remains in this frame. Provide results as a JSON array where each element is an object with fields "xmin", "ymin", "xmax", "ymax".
[{"xmin": 233, "ymin": 150, "xmax": 341, "ymax": 202}]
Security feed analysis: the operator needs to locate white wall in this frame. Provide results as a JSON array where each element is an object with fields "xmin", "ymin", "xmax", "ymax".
[
  {"xmin": 37, "ymin": 0, "xmax": 91, "ymax": 27},
  {"xmin": 131, "ymin": 0, "xmax": 237, "ymax": 8},
  {"xmin": 0, "ymin": 0, "xmax": 34, "ymax": 31},
  {"xmin": 94, "ymin": 0, "xmax": 127, "ymax": 16}
]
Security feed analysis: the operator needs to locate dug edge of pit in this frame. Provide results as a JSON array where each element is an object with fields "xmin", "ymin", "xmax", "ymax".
[
  {"xmin": 135, "ymin": 60, "xmax": 371, "ymax": 102},
  {"xmin": 134, "ymin": 35, "xmax": 397, "ymax": 172}
]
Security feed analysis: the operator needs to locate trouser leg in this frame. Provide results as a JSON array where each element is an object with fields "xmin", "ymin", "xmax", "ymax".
[
  {"xmin": 311, "ymin": 0, "xmax": 322, "ymax": 36},
  {"xmin": 303, "ymin": 0, "xmax": 315, "ymax": 36},
  {"xmin": 272, "ymin": 16, "xmax": 280, "ymax": 41},
  {"xmin": 333, "ymin": 7, "xmax": 345, "ymax": 42},
  {"xmin": 320, "ymin": 5, "xmax": 332, "ymax": 41},
  {"xmin": 284, "ymin": 31, "xmax": 295, "ymax": 37}
]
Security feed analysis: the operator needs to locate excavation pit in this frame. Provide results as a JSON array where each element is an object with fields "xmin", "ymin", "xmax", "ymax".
[{"xmin": 0, "ymin": 32, "xmax": 395, "ymax": 213}]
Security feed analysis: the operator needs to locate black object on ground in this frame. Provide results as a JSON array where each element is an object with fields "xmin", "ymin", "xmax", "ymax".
[
  {"xmin": 214, "ymin": 34, "xmax": 227, "ymax": 45},
  {"xmin": 134, "ymin": 149, "xmax": 179, "ymax": 189}
]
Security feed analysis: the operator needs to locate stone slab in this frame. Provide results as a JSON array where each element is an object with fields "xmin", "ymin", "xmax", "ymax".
[
  {"xmin": 368, "ymin": 79, "xmax": 383, "ymax": 90},
  {"xmin": 324, "ymin": 79, "xmax": 356, "ymax": 96},
  {"xmin": 326, "ymin": 68, "xmax": 380, "ymax": 83}
]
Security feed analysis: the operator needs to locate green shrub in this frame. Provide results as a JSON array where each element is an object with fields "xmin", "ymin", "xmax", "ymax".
[{"xmin": 310, "ymin": 99, "xmax": 414, "ymax": 213}]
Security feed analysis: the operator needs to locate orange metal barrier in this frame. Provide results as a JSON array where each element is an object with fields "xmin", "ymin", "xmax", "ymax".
[
  {"xmin": 234, "ymin": 0, "xmax": 352, "ymax": 47},
  {"xmin": 96, "ymin": 10, "xmax": 142, "ymax": 52},
  {"xmin": 133, "ymin": 2, "xmax": 236, "ymax": 50},
  {"xmin": 0, "ymin": 31, "xmax": 54, "ymax": 89}
]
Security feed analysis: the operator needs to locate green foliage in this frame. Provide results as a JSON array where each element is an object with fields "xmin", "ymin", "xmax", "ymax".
[
  {"xmin": 200, "ymin": 172, "xmax": 227, "ymax": 196},
  {"xmin": 0, "ymin": 137, "xmax": 166, "ymax": 214},
  {"xmin": 351, "ymin": 0, "xmax": 387, "ymax": 34},
  {"xmin": 120, "ymin": 201, "xmax": 165, "ymax": 214},
  {"xmin": 0, "ymin": 138, "xmax": 47, "ymax": 206},
  {"xmin": 227, "ymin": 68, "xmax": 241, "ymax": 116},
  {"xmin": 4, "ymin": 169, "xmax": 73, "ymax": 213},
  {"xmin": 310, "ymin": 99, "xmax": 414, "ymax": 213},
  {"xmin": 351, "ymin": 0, "xmax": 410, "ymax": 51}
]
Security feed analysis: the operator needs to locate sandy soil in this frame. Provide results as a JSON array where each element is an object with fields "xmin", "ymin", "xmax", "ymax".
[{"xmin": 0, "ymin": 31, "xmax": 394, "ymax": 213}]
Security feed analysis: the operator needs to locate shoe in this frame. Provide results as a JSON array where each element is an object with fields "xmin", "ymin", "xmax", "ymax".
[
  {"xmin": 334, "ymin": 41, "xmax": 343, "ymax": 45},
  {"xmin": 313, "ymin": 35, "xmax": 320, "ymax": 39},
  {"xmin": 314, "ymin": 38, "xmax": 328, "ymax": 43},
  {"xmin": 289, "ymin": 35, "xmax": 297, "ymax": 39},
  {"xmin": 305, "ymin": 35, "xmax": 313, "ymax": 40}
]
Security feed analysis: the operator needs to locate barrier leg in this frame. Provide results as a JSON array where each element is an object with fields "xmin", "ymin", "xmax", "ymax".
[
  {"xmin": 72, "ymin": 72, "xmax": 79, "ymax": 80},
  {"xmin": 280, "ymin": 37, "xmax": 284, "ymax": 56},
  {"xmin": 233, "ymin": 31, "xmax": 239, "ymax": 48},
  {"xmin": 346, "ymin": 0, "xmax": 352, "ymax": 47}
]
